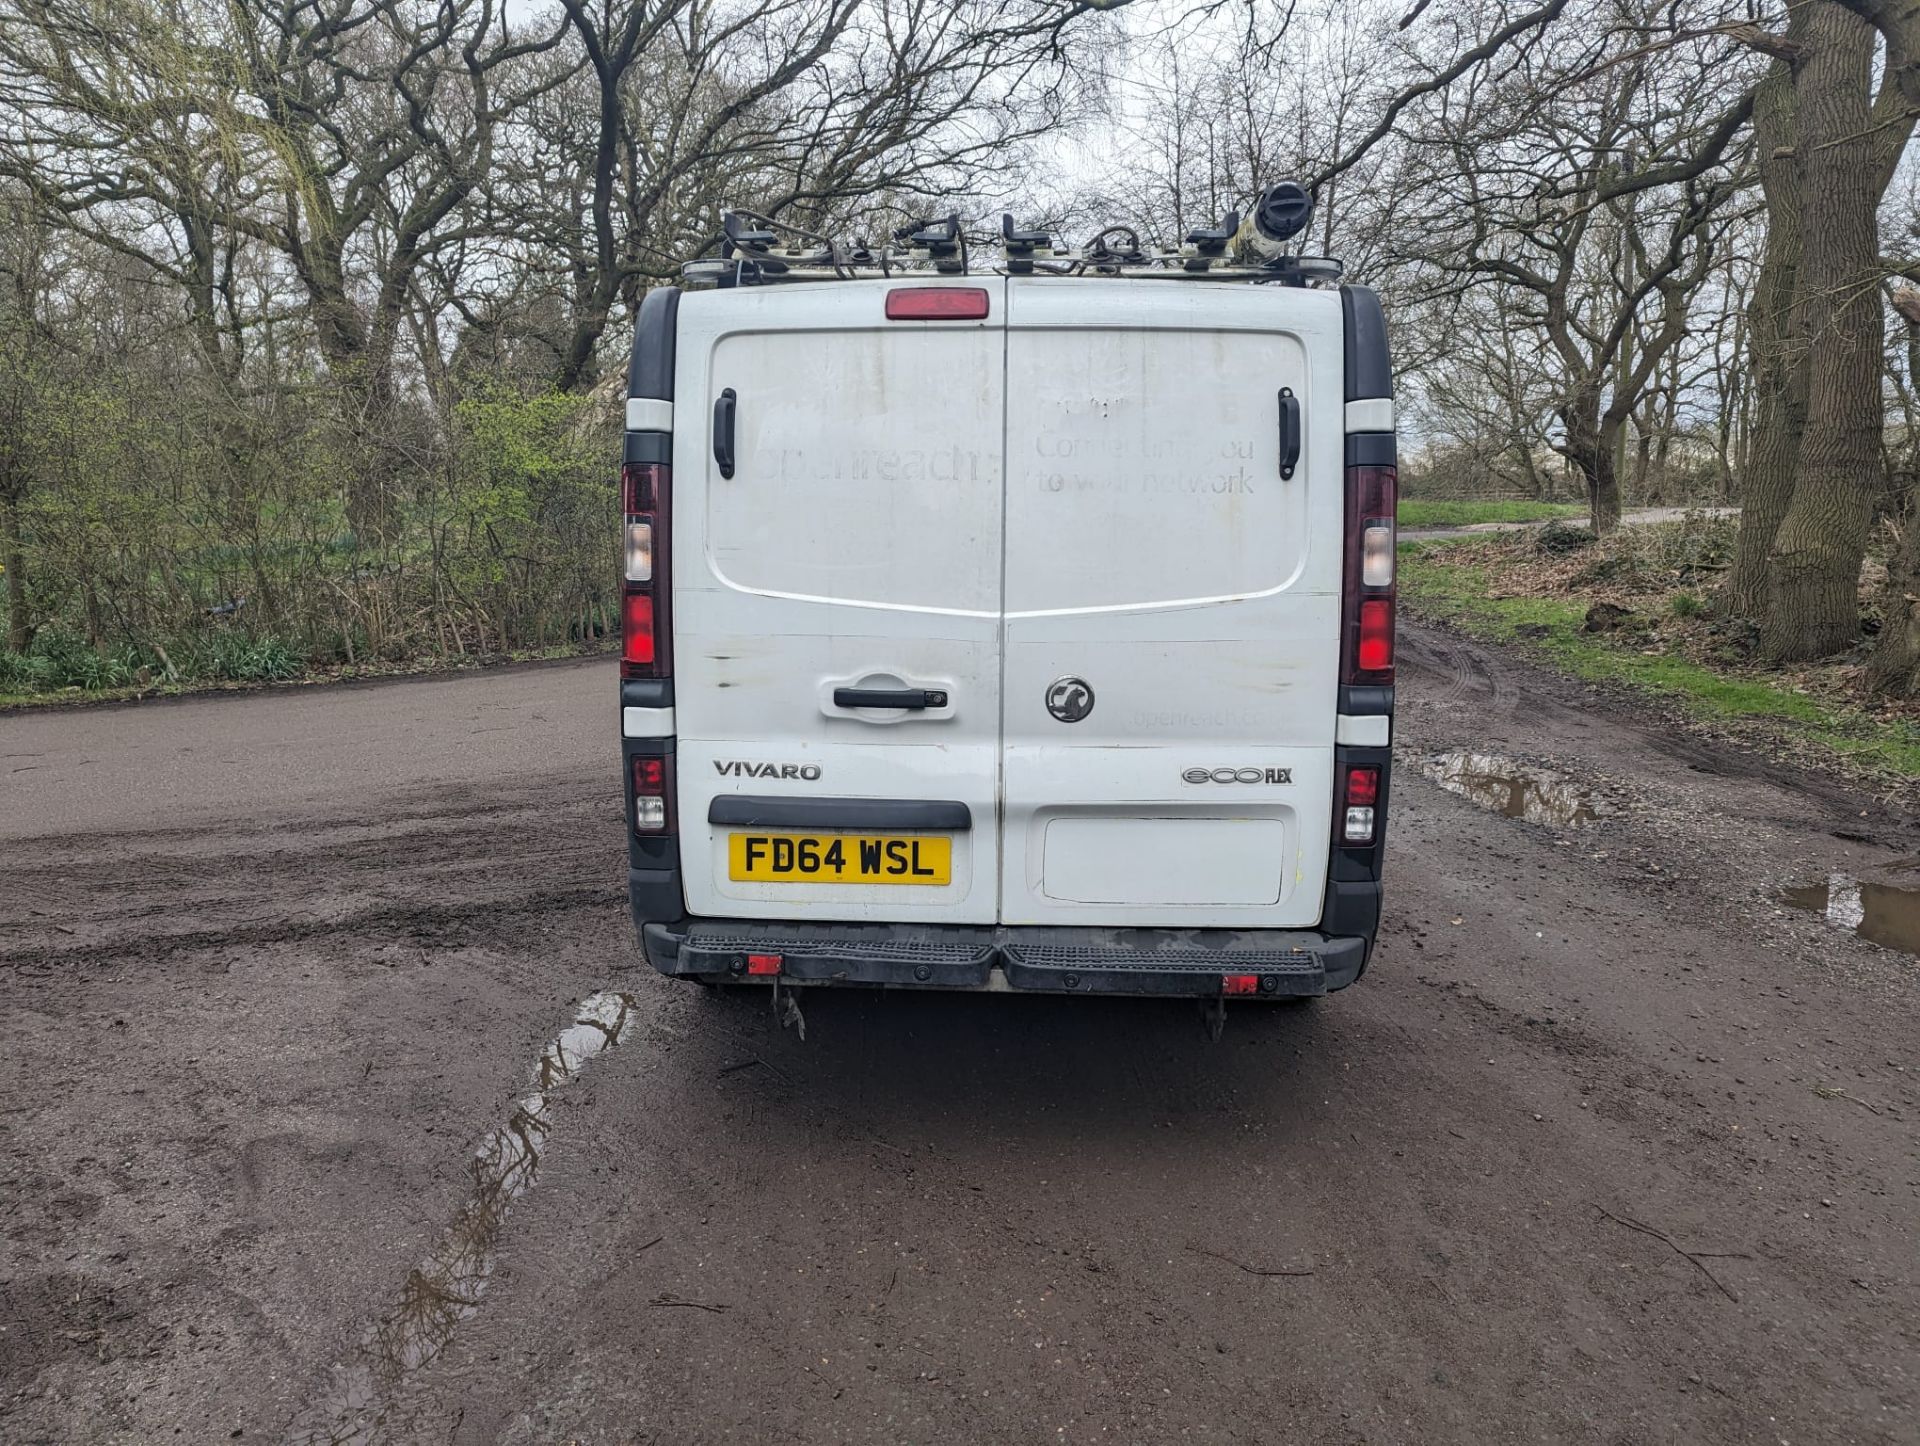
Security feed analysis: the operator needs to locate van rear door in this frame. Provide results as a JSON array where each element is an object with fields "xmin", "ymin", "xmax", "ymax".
[
  {"xmin": 998, "ymin": 279, "xmax": 1344, "ymax": 928},
  {"xmin": 673, "ymin": 281, "xmax": 1005, "ymax": 925}
]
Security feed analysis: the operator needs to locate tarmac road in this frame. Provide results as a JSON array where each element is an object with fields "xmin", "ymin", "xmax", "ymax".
[{"xmin": 2, "ymin": 632, "xmax": 1916, "ymax": 1444}]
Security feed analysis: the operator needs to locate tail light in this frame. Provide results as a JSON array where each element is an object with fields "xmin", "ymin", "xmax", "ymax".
[
  {"xmin": 1342, "ymin": 465, "xmax": 1396, "ymax": 684},
  {"xmin": 1342, "ymin": 764, "xmax": 1380, "ymax": 844},
  {"xmin": 622, "ymin": 462, "xmax": 671, "ymax": 677},
  {"xmin": 632, "ymin": 753, "xmax": 674, "ymax": 833}
]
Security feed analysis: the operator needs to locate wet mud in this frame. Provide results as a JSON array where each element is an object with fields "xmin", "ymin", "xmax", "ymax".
[
  {"xmin": 1782, "ymin": 873, "xmax": 1920, "ymax": 956},
  {"xmin": 4, "ymin": 644, "xmax": 1918, "ymax": 1444},
  {"xmin": 286, "ymin": 992, "xmax": 639, "ymax": 1445},
  {"xmin": 1419, "ymin": 748, "xmax": 1603, "ymax": 826}
]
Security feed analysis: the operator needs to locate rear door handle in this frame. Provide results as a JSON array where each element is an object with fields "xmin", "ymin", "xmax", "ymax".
[
  {"xmin": 834, "ymin": 687, "xmax": 949, "ymax": 710},
  {"xmin": 1278, "ymin": 387, "xmax": 1301, "ymax": 479},
  {"xmin": 713, "ymin": 388, "xmax": 737, "ymax": 478}
]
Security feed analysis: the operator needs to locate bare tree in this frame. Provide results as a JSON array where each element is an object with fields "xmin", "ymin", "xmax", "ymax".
[{"xmin": 1384, "ymin": 3, "xmax": 1755, "ymax": 530}]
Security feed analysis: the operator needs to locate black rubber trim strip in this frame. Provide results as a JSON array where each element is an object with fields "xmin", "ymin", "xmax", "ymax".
[
  {"xmin": 708, "ymin": 796, "xmax": 971, "ymax": 831},
  {"xmin": 629, "ymin": 868, "xmax": 686, "ymax": 930},
  {"xmin": 622, "ymin": 677, "xmax": 675, "ymax": 709},
  {"xmin": 1320, "ymin": 881, "xmax": 1382, "ymax": 940},
  {"xmin": 1345, "ymin": 432, "xmax": 1396, "ymax": 468},
  {"xmin": 1341, "ymin": 285, "xmax": 1391, "ymax": 402},
  {"xmin": 627, "ymin": 287, "xmax": 680, "ymax": 400},
  {"xmin": 624, "ymin": 431, "xmax": 671, "ymax": 465},
  {"xmin": 1338, "ymin": 684, "xmax": 1393, "ymax": 716}
]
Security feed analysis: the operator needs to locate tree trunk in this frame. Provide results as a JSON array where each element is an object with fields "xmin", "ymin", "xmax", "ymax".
[
  {"xmin": 1761, "ymin": 2, "xmax": 1885, "ymax": 662},
  {"xmin": 1563, "ymin": 396, "xmax": 1622, "ymax": 533},
  {"xmin": 1867, "ymin": 491, "xmax": 1920, "ymax": 694},
  {"xmin": 1726, "ymin": 51, "xmax": 1806, "ymax": 618}
]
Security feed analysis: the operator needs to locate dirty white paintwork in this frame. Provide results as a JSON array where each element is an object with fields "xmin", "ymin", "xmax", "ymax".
[
  {"xmin": 668, "ymin": 276, "xmax": 1346, "ymax": 927},
  {"xmin": 672, "ymin": 281, "xmax": 1005, "ymax": 924},
  {"xmin": 997, "ymin": 278, "xmax": 1342, "ymax": 927}
]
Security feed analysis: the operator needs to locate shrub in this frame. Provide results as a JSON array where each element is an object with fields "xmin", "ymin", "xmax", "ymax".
[{"xmin": 198, "ymin": 631, "xmax": 302, "ymax": 682}]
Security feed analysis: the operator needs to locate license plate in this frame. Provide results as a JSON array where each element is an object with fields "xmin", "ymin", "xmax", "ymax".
[{"xmin": 728, "ymin": 831, "xmax": 952, "ymax": 885}]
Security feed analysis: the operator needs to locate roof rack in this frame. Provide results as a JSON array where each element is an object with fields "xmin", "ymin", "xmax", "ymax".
[{"xmin": 684, "ymin": 183, "xmax": 1345, "ymax": 289}]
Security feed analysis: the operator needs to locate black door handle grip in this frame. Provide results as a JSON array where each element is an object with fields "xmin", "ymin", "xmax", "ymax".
[
  {"xmin": 714, "ymin": 388, "xmax": 736, "ymax": 478},
  {"xmin": 834, "ymin": 687, "xmax": 949, "ymax": 710},
  {"xmin": 1278, "ymin": 388, "xmax": 1301, "ymax": 480}
]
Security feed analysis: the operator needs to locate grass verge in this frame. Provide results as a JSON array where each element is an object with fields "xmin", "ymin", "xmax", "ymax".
[
  {"xmin": 1399, "ymin": 534, "xmax": 1920, "ymax": 784},
  {"xmin": 1399, "ymin": 500, "xmax": 1587, "ymax": 529},
  {"xmin": 0, "ymin": 639, "xmax": 617, "ymax": 712}
]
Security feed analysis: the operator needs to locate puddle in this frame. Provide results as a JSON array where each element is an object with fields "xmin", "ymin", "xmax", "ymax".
[
  {"xmin": 1781, "ymin": 873, "xmax": 1920, "ymax": 955},
  {"xmin": 1420, "ymin": 750, "xmax": 1601, "ymax": 827},
  {"xmin": 287, "ymin": 990, "xmax": 640, "ymax": 1445}
]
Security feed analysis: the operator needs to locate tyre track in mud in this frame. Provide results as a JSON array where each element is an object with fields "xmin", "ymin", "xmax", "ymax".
[{"xmin": 3, "ymin": 645, "xmax": 1918, "ymax": 1444}]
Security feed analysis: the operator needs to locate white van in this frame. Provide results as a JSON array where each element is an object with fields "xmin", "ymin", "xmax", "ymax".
[{"xmin": 619, "ymin": 204, "xmax": 1395, "ymax": 1002}]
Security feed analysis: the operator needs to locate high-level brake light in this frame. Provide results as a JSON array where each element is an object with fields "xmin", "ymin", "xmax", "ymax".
[
  {"xmin": 1342, "ymin": 465, "xmax": 1397, "ymax": 685},
  {"xmin": 885, "ymin": 287, "xmax": 990, "ymax": 320}
]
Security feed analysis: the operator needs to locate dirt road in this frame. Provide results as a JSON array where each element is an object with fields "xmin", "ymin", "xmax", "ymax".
[
  {"xmin": 3, "ymin": 635, "xmax": 1916, "ymax": 1444},
  {"xmin": 1401, "ymin": 505, "xmax": 1739, "ymax": 541}
]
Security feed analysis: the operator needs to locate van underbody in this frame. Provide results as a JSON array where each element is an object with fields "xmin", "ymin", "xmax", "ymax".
[{"xmin": 620, "ymin": 268, "xmax": 1395, "ymax": 1002}]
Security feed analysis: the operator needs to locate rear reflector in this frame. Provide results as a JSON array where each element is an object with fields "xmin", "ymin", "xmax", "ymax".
[
  {"xmin": 622, "ymin": 592, "xmax": 656, "ymax": 666},
  {"xmin": 885, "ymin": 287, "xmax": 990, "ymax": 320},
  {"xmin": 1222, "ymin": 973, "xmax": 1259, "ymax": 996},
  {"xmin": 1357, "ymin": 597, "xmax": 1394, "ymax": 673},
  {"xmin": 746, "ymin": 953, "xmax": 783, "ymax": 976}
]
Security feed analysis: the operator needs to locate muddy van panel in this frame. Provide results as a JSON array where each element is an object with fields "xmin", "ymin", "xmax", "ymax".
[
  {"xmin": 998, "ymin": 279, "xmax": 1344, "ymax": 928},
  {"xmin": 622, "ymin": 264, "xmax": 1396, "ymax": 999},
  {"xmin": 671, "ymin": 281, "xmax": 1007, "ymax": 927}
]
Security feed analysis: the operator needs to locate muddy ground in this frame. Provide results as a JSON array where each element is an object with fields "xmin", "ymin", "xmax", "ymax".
[{"xmin": 1, "ymin": 628, "xmax": 1915, "ymax": 1445}]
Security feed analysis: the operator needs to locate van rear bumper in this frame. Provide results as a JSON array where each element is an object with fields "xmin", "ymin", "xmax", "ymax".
[{"xmin": 637, "ymin": 906, "xmax": 1371, "ymax": 998}]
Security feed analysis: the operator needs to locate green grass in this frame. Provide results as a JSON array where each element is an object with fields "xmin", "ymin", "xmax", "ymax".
[
  {"xmin": 1398, "ymin": 547, "xmax": 1920, "ymax": 780},
  {"xmin": 1399, "ymin": 500, "xmax": 1588, "ymax": 529}
]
